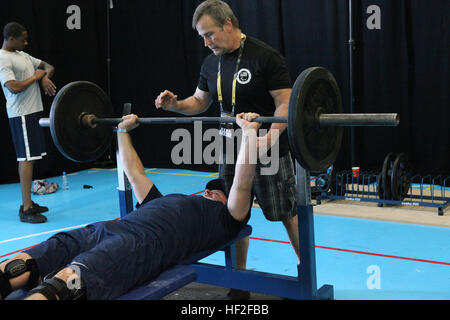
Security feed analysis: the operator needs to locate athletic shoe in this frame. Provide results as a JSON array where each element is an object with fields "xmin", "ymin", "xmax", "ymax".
[
  {"xmin": 20, "ymin": 201, "xmax": 49, "ymax": 215},
  {"xmin": 19, "ymin": 205, "xmax": 47, "ymax": 223}
]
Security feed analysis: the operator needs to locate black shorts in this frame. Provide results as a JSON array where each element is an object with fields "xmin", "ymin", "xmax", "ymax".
[{"xmin": 8, "ymin": 111, "xmax": 46, "ymax": 161}]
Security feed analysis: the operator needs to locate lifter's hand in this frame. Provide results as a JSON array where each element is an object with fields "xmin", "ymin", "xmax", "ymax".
[
  {"xmin": 119, "ymin": 114, "xmax": 140, "ymax": 132},
  {"xmin": 155, "ymin": 90, "xmax": 178, "ymax": 111},
  {"xmin": 235, "ymin": 112, "xmax": 262, "ymax": 132},
  {"xmin": 236, "ymin": 113, "xmax": 264, "ymax": 155}
]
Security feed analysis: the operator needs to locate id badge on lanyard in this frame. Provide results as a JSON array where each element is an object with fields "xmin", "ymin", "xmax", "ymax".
[
  {"xmin": 217, "ymin": 34, "xmax": 246, "ymax": 139},
  {"xmin": 219, "ymin": 111, "xmax": 234, "ymax": 138}
]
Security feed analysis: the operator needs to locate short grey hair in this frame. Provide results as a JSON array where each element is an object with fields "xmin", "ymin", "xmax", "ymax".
[{"xmin": 192, "ymin": 0, "xmax": 239, "ymax": 30}]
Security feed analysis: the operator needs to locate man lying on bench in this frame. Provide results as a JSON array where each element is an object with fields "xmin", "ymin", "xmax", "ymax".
[{"xmin": 0, "ymin": 112, "xmax": 262, "ymax": 300}]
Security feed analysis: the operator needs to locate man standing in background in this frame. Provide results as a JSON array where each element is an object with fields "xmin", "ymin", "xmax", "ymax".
[{"xmin": 0, "ymin": 22, "xmax": 56, "ymax": 223}]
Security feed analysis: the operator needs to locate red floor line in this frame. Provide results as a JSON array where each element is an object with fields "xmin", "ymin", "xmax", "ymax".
[
  {"xmin": 0, "ymin": 244, "xmax": 39, "ymax": 259},
  {"xmin": 2, "ymin": 236, "xmax": 449, "ymax": 266},
  {"xmin": 249, "ymin": 236, "xmax": 290, "ymax": 244},
  {"xmin": 249, "ymin": 237, "xmax": 450, "ymax": 266}
]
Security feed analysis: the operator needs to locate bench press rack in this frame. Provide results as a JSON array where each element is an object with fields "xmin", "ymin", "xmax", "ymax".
[{"xmin": 189, "ymin": 162, "xmax": 333, "ymax": 300}]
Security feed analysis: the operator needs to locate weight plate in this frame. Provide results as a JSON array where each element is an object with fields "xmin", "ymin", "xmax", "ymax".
[
  {"xmin": 391, "ymin": 153, "xmax": 411, "ymax": 201},
  {"xmin": 377, "ymin": 152, "xmax": 395, "ymax": 199},
  {"xmin": 287, "ymin": 67, "xmax": 343, "ymax": 172},
  {"xmin": 49, "ymin": 81, "xmax": 114, "ymax": 162}
]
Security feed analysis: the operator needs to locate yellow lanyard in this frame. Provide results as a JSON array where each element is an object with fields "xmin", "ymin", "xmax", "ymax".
[{"xmin": 217, "ymin": 34, "xmax": 246, "ymax": 115}]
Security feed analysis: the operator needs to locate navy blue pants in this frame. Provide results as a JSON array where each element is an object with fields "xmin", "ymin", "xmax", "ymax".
[{"xmin": 24, "ymin": 219, "xmax": 165, "ymax": 299}]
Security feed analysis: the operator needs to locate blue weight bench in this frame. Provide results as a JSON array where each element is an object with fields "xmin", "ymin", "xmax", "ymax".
[
  {"xmin": 5, "ymin": 225, "xmax": 252, "ymax": 300},
  {"xmin": 116, "ymin": 264, "xmax": 197, "ymax": 300}
]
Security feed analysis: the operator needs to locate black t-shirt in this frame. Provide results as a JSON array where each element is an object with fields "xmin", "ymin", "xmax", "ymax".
[
  {"xmin": 125, "ymin": 185, "xmax": 248, "ymax": 268},
  {"xmin": 198, "ymin": 36, "xmax": 292, "ymax": 157}
]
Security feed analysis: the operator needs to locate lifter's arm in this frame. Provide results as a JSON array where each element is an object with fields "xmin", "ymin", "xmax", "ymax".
[
  {"xmin": 227, "ymin": 113, "xmax": 261, "ymax": 222},
  {"xmin": 117, "ymin": 115, "xmax": 154, "ymax": 204}
]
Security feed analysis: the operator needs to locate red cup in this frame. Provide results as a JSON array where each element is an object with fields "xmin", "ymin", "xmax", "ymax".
[{"xmin": 352, "ymin": 167, "xmax": 360, "ymax": 178}]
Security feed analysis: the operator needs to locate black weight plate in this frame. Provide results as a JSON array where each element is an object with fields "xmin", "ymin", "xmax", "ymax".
[
  {"xmin": 287, "ymin": 67, "xmax": 343, "ymax": 172},
  {"xmin": 49, "ymin": 81, "xmax": 114, "ymax": 162},
  {"xmin": 376, "ymin": 173, "xmax": 383, "ymax": 198},
  {"xmin": 391, "ymin": 153, "xmax": 411, "ymax": 201},
  {"xmin": 377, "ymin": 152, "xmax": 395, "ymax": 199}
]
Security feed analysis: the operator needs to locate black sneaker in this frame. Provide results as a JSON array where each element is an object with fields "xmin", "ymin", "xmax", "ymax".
[
  {"xmin": 32, "ymin": 201, "xmax": 49, "ymax": 214},
  {"xmin": 19, "ymin": 205, "xmax": 47, "ymax": 223},
  {"xmin": 20, "ymin": 202, "xmax": 49, "ymax": 215},
  {"xmin": 227, "ymin": 288, "xmax": 250, "ymax": 300}
]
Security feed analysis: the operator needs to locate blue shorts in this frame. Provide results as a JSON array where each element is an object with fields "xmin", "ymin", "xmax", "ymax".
[{"xmin": 8, "ymin": 111, "xmax": 46, "ymax": 161}]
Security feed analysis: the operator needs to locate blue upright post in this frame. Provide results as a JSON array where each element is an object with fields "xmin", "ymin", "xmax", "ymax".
[
  {"xmin": 118, "ymin": 182, "xmax": 133, "ymax": 217},
  {"xmin": 295, "ymin": 161, "xmax": 334, "ymax": 300},
  {"xmin": 117, "ymin": 103, "xmax": 134, "ymax": 217},
  {"xmin": 297, "ymin": 204, "xmax": 318, "ymax": 299}
]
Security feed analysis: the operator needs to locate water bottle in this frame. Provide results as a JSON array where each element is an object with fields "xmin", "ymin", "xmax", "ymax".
[{"xmin": 62, "ymin": 171, "xmax": 69, "ymax": 190}]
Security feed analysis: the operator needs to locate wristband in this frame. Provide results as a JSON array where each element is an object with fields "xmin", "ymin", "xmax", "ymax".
[{"xmin": 114, "ymin": 127, "xmax": 128, "ymax": 133}]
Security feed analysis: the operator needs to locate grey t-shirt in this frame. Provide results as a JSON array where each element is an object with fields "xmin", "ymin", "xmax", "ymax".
[{"xmin": 0, "ymin": 49, "xmax": 43, "ymax": 118}]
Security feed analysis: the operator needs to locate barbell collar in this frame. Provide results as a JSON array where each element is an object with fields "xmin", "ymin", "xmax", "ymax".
[
  {"xmin": 39, "ymin": 118, "xmax": 50, "ymax": 127},
  {"xmin": 318, "ymin": 113, "xmax": 399, "ymax": 127}
]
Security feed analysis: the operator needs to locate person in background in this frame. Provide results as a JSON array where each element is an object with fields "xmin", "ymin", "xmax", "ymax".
[{"xmin": 0, "ymin": 22, "xmax": 56, "ymax": 223}]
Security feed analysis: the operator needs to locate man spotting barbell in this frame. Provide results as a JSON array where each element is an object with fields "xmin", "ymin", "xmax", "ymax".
[
  {"xmin": 0, "ymin": 112, "xmax": 261, "ymax": 300},
  {"xmin": 155, "ymin": 0, "xmax": 299, "ymax": 299}
]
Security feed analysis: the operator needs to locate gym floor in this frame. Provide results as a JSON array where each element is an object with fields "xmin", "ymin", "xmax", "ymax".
[{"xmin": 0, "ymin": 168, "xmax": 449, "ymax": 300}]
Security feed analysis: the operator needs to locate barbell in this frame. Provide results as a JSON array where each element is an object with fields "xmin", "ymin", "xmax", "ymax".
[{"xmin": 38, "ymin": 67, "xmax": 399, "ymax": 172}]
